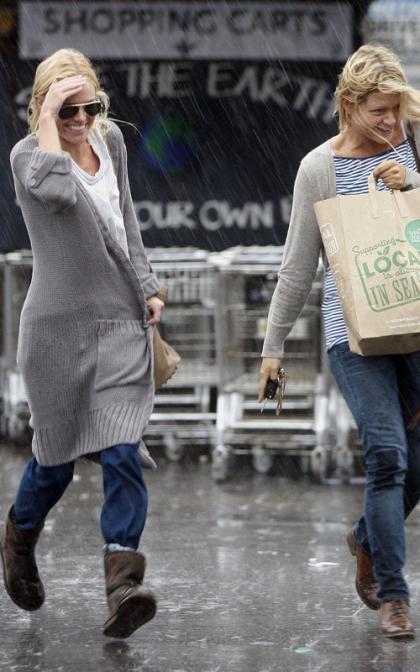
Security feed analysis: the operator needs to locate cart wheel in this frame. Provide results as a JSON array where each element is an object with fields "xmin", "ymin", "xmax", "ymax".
[
  {"xmin": 211, "ymin": 445, "xmax": 234, "ymax": 482},
  {"xmin": 164, "ymin": 436, "xmax": 184, "ymax": 462},
  {"xmin": 7, "ymin": 417, "xmax": 31, "ymax": 446},
  {"xmin": 0, "ymin": 413, "xmax": 7, "ymax": 438},
  {"xmin": 336, "ymin": 447, "xmax": 354, "ymax": 483},
  {"xmin": 310, "ymin": 446, "xmax": 328, "ymax": 483},
  {"xmin": 252, "ymin": 448, "xmax": 274, "ymax": 475},
  {"xmin": 300, "ymin": 455, "xmax": 311, "ymax": 476}
]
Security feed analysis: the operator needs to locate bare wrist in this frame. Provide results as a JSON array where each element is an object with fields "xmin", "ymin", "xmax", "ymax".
[{"xmin": 39, "ymin": 109, "xmax": 58, "ymax": 123}]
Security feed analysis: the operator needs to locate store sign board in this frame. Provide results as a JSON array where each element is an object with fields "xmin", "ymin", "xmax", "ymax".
[
  {"xmin": 2, "ymin": 59, "xmax": 341, "ymax": 251},
  {"xmin": 363, "ymin": 0, "xmax": 420, "ymax": 64},
  {"xmin": 19, "ymin": 1, "xmax": 352, "ymax": 61}
]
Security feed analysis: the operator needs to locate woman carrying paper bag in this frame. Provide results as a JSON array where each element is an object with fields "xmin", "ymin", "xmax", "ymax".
[{"xmin": 259, "ymin": 45, "xmax": 420, "ymax": 639}]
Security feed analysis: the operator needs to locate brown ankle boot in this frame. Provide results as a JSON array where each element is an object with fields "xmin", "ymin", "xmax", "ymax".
[
  {"xmin": 0, "ymin": 506, "xmax": 45, "ymax": 611},
  {"xmin": 103, "ymin": 551, "xmax": 157, "ymax": 638},
  {"xmin": 347, "ymin": 530, "xmax": 380, "ymax": 610},
  {"xmin": 380, "ymin": 600, "xmax": 415, "ymax": 639}
]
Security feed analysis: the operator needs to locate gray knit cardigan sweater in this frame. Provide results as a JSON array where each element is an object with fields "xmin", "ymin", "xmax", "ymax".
[
  {"xmin": 262, "ymin": 123, "xmax": 420, "ymax": 358},
  {"xmin": 11, "ymin": 121, "xmax": 160, "ymax": 466}
]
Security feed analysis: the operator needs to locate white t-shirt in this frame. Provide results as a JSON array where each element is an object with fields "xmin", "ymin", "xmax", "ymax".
[{"xmin": 71, "ymin": 129, "xmax": 129, "ymax": 256}]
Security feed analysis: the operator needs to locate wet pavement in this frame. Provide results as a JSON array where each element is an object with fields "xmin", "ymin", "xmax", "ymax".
[{"xmin": 0, "ymin": 442, "xmax": 420, "ymax": 672}]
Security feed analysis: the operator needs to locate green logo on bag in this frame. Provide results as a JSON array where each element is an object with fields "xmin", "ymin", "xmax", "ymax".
[
  {"xmin": 405, "ymin": 220, "xmax": 420, "ymax": 250},
  {"xmin": 354, "ymin": 235, "xmax": 420, "ymax": 312}
]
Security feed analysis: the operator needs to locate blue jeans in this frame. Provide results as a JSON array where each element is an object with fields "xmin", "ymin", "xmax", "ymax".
[
  {"xmin": 13, "ymin": 443, "xmax": 148, "ymax": 550},
  {"xmin": 328, "ymin": 343, "xmax": 420, "ymax": 603}
]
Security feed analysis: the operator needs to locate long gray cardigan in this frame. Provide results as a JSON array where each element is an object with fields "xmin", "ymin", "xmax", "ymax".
[
  {"xmin": 10, "ymin": 121, "xmax": 160, "ymax": 466},
  {"xmin": 262, "ymin": 123, "xmax": 420, "ymax": 358}
]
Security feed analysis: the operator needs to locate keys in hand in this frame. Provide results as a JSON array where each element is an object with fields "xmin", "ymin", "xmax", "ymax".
[{"xmin": 261, "ymin": 367, "xmax": 286, "ymax": 416}]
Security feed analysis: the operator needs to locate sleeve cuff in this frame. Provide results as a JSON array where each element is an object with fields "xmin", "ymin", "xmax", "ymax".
[
  {"xmin": 402, "ymin": 168, "xmax": 420, "ymax": 191},
  {"xmin": 261, "ymin": 348, "xmax": 284, "ymax": 358},
  {"xmin": 142, "ymin": 275, "xmax": 160, "ymax": 299},
  {"xmin": 29, "ymin": 148, "xmax": 72, "ymax": 187}
]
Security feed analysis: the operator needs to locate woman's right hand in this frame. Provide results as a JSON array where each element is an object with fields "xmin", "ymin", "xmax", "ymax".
[
  {"xmin": 258, "ymin": 357, "xmax": 282, "ymax": 403},
  {"xmin": 39, "ymin": 75, "xmax": 87, "ymax": 120}
]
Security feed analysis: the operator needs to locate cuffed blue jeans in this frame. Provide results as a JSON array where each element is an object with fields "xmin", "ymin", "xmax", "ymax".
[
  {"xmin": 328, "ymin": 343, "xmax": 420, "ymax": 603},
  {"xmin": 13, "ymin": 443, "xmax": 148, "ymax": 550}
]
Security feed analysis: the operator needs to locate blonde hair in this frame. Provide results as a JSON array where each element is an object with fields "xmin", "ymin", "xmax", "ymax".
[
  {"xmin": 335, "ymin": 44, "xmax": 420, "ymax": 132},
  {"xmin": 28, "ymin": 48, "xmax": 110, "ymax": 134}
]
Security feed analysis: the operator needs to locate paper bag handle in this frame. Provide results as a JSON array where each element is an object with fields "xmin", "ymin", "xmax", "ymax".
[
  {"xmin": 368, "ymin": 173, "xmax": 380, "ymax": 219},
  {"xmin": 368, "ymin": 171, "xmax": 409, "ymax": 219},
  {"xmin": 392, "ymin": 189, "xmax": 409, "ymax": 218}
]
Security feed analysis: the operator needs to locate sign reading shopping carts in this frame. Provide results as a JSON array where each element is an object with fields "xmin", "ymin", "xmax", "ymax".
[
  {"xmin": 19, "ymin": 1, "xmax": 352, "ymax": 60},
  {"xmin": 4, "ymin": 3, "xmax": 352, "ymax": 252}
]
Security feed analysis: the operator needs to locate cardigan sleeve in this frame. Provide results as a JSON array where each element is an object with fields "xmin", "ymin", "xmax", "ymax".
[
  {"xmin": 402, "ymin": 168, "xmax": 420, "ymax": 190},
  {"xmin": 261, "ymin": 163, "xmax": 323, "ymax": 358},
  {"xmin": 10, "ymin": 144, "xmax": 77, "ymax": 215},
  {"xmin": 403, "ymin": 123, "xmax": 420, "ymax": 189}
]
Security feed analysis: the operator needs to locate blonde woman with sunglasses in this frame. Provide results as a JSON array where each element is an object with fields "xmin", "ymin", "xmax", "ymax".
[
  {"xmin": 0, "ymin": 49, "xmax": 163, "ymax": 638},
  {"xmin": 259, "ymin": 44, "xmax": 420, "ymax": 639}
]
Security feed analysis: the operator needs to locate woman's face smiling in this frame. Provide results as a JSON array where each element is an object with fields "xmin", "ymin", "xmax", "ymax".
[
  {"xmin": 56, "ymin": 81, "xmax": 97, "ymax": 147},
  {"xmin": 348, "ymin": 91, "xmax": 402, "ymax": 147}
]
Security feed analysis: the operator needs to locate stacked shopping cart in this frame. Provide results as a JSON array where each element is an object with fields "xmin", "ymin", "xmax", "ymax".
[
  {"xmin": 0, "ymin": 247, "xmax": 360, "ymax": 482},
  {"xmin": 0, "ymin": 251, "xmax": 33, "ymax": 444},
  {"xmin": 211, "ymin": 247, "xmax": 333, "ymax": 481},
  {"xmin": 144, "ymin": 248, "xmax": 218, "ymax": 461}
]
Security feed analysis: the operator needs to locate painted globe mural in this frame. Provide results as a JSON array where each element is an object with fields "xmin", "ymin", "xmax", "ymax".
[{"xmin": 140, "ymin": 114, "xmax": 198, "ymax": 173}]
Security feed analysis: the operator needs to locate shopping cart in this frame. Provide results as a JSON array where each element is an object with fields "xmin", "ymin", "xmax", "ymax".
[
  {"xmin": 211, "ymin": 246, "xmax": 335, "ymax": 482},
  {"xmin": 0, "ymin": 247, "xmax": 361, "ymax": 482},
  {"xmin": 145, "ymin": 248, "xmax": 218, "ymax": 460},
  {"xmin": 0, "ymin": 248, "xmax": 218, "ymax": 461},
  {"xmin": 0, "ymin": 250, "xmax": 32, "ymax": 444}
]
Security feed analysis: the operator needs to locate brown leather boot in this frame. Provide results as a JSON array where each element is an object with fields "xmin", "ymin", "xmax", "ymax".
[
  {"xmin": 103, "ymin": 551, "xmax": 157, "ymax": 638},
  {"xmin": 347, "ymin": 530, "xmax": 380, "ymax": 610},
  {"xmin": 380, "ymin": 600, "xmax": 415, "ymax": 639},
  {"xmin": 0, "ymin": 506, "xmax": 45, "ymax": 611}
]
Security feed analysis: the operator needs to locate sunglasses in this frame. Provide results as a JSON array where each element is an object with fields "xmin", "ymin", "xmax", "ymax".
[{"xmin": 58, "ymin": 100, "xmax": 103, "ymax": 120}]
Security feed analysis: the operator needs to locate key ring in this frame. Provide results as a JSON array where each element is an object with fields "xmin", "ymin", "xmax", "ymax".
[
  {"xmin": 261, "ymin": 367, "xmax": 287, "ymax": 415},
  {"xmin": 275, "ymin": 367, "xmax": 286, "ymax": 416}
]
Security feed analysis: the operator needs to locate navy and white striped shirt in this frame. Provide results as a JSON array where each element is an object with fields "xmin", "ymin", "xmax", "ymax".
[{"xmin": 322, "ymin": 138, "xmax": 417, "ymax": 351}]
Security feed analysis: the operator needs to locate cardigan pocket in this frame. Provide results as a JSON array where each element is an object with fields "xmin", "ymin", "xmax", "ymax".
[{"xmin": 94, "ymin": 319, "xmax": 150, "ymax": 392}]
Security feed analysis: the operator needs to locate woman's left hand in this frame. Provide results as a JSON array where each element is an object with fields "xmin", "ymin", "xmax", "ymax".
[
  {"xmin": 146, "ymin": 296, "xmax": 164, "ymax": 325},
  {"xmin": 373, "ymin": 159, "xmax": 406, "ymax": 190}
]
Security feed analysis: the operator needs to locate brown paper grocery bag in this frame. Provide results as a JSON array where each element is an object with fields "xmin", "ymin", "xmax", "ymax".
[
  {"xmin": 153, "ymin": 328, "xmax": 181, "ymax": 388},
  {"xmin": 314, "ymin": 174, "xmax": 420, "ymax": 355}
]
